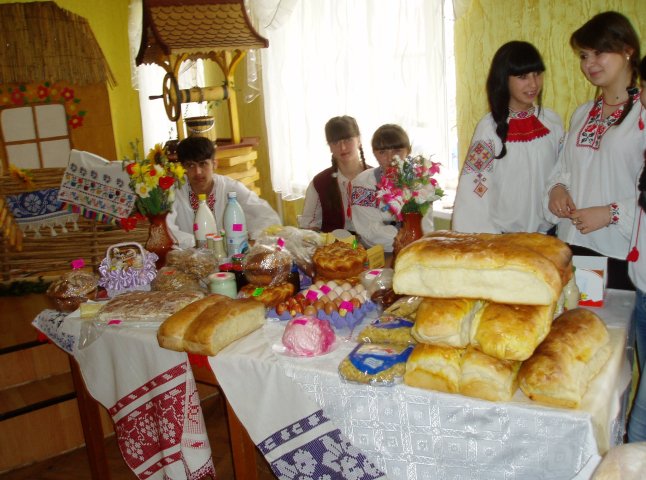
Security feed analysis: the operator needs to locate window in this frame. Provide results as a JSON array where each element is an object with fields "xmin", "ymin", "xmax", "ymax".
[
  {"xmin": 1, "ymin": 103, "xmax": 71, "ymax": 169},
  {"xmin": 255, "ymin": 0, "xmax": 457, "ymax": 207}
]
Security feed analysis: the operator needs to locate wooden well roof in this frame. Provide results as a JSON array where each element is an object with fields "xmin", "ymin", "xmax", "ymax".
[
  {"xmin": 136, "ymin": 0, "xmax": 269, "ymax": 66},
  {"xmin": 0, "ymin": 1, "xmax": 115, "ymax": 86}
]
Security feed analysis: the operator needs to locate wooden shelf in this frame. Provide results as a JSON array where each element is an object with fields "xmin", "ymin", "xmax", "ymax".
[{"xmin": 0, "ymin": 372, "xmax": 75, "ymax": 421}]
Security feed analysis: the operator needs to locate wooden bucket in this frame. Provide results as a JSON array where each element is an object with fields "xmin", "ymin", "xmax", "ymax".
[{"xmin": 185, "ymin": 116, "xmax": 216, "ymax": 142}]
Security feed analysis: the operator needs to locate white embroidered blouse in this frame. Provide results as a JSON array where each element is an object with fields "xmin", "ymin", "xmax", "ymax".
[
  {"xmin": 544, "ymin": 94, "xmax": 646, "ymax": 259},
  {"xmin": 453, "ymin": 107, "xmax": 564, "ymax": 234}
]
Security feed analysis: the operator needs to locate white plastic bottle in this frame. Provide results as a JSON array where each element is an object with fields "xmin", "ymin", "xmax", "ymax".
[
  {"xmin": 194, "ymin": 193, "xmax": 218, "ymax": 248},
  {"xmin": 223, "ymin": 191, "xmax": 249, "ymax": 256}
]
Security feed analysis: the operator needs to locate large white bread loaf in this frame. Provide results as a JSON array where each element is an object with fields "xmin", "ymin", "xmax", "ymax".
[
  {"xmin": 393, "ymin": 231, "xmax": 570, "ymax": 305},
  {"xmin": 518, "ymin": 308, "xmax": 611, "ymax": 408},
  {"xmin": 157, "ymin": 294, "xmax": 265, "ymax": 356},
  {"xmin": 404, "ymin": 343, "xmax": 464, "ymax": 393}
]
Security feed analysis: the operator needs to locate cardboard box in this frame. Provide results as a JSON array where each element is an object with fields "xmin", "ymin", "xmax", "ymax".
[{"xmin": 573, "ymin": 256, "xmax": 607, "ymax": 307}]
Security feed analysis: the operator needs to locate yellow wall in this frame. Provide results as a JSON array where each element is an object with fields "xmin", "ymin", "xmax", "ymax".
[
  {"xmin": 454, "ymin": 0, "xmax": 645, "ymax": 165},
  {"xmin": 0, "ymin": 0, "xmax": 143, "ymax": 160}
]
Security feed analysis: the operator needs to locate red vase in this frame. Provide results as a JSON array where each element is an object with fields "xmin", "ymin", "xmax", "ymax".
[
  {"xmin": 393, "ymin": 211, "xmax": 423, "ymax": 262},
  {"xmin": 145, "ymin": 212, "xmax": 176, "ymax": 269}
]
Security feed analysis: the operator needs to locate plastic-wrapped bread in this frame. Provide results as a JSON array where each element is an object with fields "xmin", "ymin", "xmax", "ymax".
[
  {"xmin": 412, "ymin": 297, "xmax": 485, "ymax": 347},
  {"xmin": 393, "ymin": 231, "xmax": 570, "ymax": 305},
  {"xmin": 470, "ymin": 302, "xmax": 556, "ymax": 361},
  {"xmin": 518, "ymin": 308, "xmax": 611, "ymax": 408}
]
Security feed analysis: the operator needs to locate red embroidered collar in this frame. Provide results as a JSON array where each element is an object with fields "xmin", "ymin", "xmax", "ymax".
[
  {"xmin": 506, "ymin": 107, "xmax": 550, "ymax": 143},
  {"xmin": 189, "ymin": 190, "xmax": 216, "ymax": 212}
]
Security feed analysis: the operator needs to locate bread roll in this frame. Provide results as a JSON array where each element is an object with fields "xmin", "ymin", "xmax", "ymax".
[
  {"xmin": 393, "ymin": 231, "xmax": 563, "ymax": 305},
  {"xmin": 413, "ymin": 298, "xmax": 485, "ymax": 347},
  {"xmin": 313, "ymin": 241, "xmax": 367, "ymax": 279},
  {"xmin": 471, "ymin": 302, "xmax": 555, "ymax": 361},
  {"xmin": 157, "ymin": 295, "xmax": 228, "ymax": 352},
  {"xmin": 182, "ymin": 297, "xmax": 266, "ymax": 356},
  {"xmin": 404, "ymin": 343, "xmax": 464, "ymax": 393},
  {"xmin": 239, "ymin": 281, "xmax": 295, "ymax": 307},
  {"xmin": 459, "ymin": 345, "xmax": 521, "ymax": 402},
  {"xmin": 518, "ymin": 308, "xmax": 611, "ymax": 408}
]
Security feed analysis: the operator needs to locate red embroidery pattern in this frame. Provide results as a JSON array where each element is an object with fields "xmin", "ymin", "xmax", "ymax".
[
  {"xmin": 189, "ymin": 191, "xmax": 216, "ymax": 212},
  {"xmin": 463, "ymin": 140, "xmax": 495, "ymax": 198},
  {"xmin": 110, "ymin": 363, "xmax": 215, "ymax": 480},
  {"xmin": 609, "ymin": 202, "xmax": 619, "ymax": 225},
  {"xmin": 576, "ymin": 96, "xmax": 636, "ymax": 150}
]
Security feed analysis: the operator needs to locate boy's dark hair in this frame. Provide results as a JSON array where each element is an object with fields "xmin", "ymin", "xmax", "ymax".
[
  {"xmin": 371, "ymin": 124, "xmax": 411, "ymax": 151},
  {"xmin": 176, "ymin": 136, "xmax": 215, "ymax": 164}
]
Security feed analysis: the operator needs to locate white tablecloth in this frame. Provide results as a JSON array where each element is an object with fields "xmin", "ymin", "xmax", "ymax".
[{"xmin": 210, "ymin": 290, "xmax": 635, "ymax": 480}]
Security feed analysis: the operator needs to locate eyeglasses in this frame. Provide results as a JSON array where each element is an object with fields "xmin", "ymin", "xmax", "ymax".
[{"xmin": 182, "ymin": 159, "xmax": 212, "ymax": 170}]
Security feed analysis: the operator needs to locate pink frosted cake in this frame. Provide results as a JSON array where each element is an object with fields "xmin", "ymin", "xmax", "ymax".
[{"xmin": 282, "ymin": 316, "xmax": 336, "ymax": 356}]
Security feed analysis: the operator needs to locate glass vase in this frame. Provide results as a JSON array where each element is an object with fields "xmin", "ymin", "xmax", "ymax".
[
  {"xmin": 145, "ymin": 212, "xmax": 175, "ymax": 269},
  {"xmin": 393, "ymin": 211, "xmax": 423, "ymax": 262}
]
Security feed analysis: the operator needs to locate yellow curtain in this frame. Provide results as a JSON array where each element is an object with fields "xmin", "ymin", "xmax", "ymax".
[{"xmin": 454, "ymin": 0, "xmax": 645, "ymax": 166}]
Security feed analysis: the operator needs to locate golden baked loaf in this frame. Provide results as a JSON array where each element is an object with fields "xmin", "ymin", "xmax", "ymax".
[
  {"xmin": 393, "ymin": 231, "xmax": 564, "ymax": 305},
  {"xmin": 156, "ymin": 295, "xmax": 228, "ymax": 351},
  {"xmin": 470, "ymin": 302, "xmax": 555, "ymax": 361},
  {"xmin": 239, "ymin": 281, "xmax": 295, "ymax": 307},
  {"xmin": 518, "ymin": 308, "xmax": 611, "ymax": 408},
  {"xmin": 413, "ymin": 297, "xmax": 485, "ymax": 347},
  {"xmin": 459, "ymin": 345, "xmax": 521, "ymax": 402},
  {"xmin": 404, "ymin": 343, "xmax": 464, "ymax": 393},
  {"xmin": 157, "ymin": 294, "xmax": 265, "ymax": 356},
  {"xmin": 313, "ymin": 241, "xmax": 367, "ymax": 280}
]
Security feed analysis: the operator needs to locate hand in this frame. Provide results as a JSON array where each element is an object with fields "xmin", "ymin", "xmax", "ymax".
[
  {"xmin": 548, "ymin": 185, "xmax": 576, "ymax": 218},
  {"xmin": 569, "ymin": 206, "xmax": 611, "ymax": 234}
]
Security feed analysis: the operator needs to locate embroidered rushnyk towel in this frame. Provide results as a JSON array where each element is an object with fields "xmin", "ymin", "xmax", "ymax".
[
  {"xmin": 58, "ymin": 149, "xmax": 136, "ymax": 223},
  {"xmin": 74, "ymin": 326, "xmax": 215, "ymax": 480}
]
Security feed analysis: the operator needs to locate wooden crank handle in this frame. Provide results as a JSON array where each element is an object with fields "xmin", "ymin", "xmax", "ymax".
[{"xmin": 162, "ymin": 72, "xmax": 181, "ymax": 122}]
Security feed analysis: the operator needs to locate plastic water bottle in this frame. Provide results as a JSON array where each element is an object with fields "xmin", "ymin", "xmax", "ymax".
[
  {"xmin": 194, "ymin": 193, "xmax": 218, "ymax": 248},
  {"xmin": 223, "ymin": 191, "xmax": 249, "ymax": 256}
]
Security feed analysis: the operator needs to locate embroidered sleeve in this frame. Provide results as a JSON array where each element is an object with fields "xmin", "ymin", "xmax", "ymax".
[
  {"xmin": 461, "ymin": 140, "xmax": 495, "ymax": 198},
  {"xmin": 609, "ymin": 202, "xmax": 619, "ymax": 225}
]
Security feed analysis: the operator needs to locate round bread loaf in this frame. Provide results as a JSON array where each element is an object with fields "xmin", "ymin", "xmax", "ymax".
[
  {"xmin": 239, "ymin": 281, "xmax": 295, "ymax": 307},
  {"xmin": 313, "ymin": 241, "xmax": 367, "ymax": 280},
  {"xmin": 243, "ymin": 246, "xmax": 292, "ymax": 286}
]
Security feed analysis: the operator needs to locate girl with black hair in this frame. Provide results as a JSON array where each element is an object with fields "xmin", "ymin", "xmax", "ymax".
[
  {"xmin": 298, "ymin": 116, "xmax": 371, "ymax": 233},
  {"xmin": 627, "ymin": 55, "xmax": 646, "ymax": 443},
  {"xmin": 453, "ymin": 41, "xmax": 564, "ymax": 234},
  {"xmin": 546, "ymin": 11, "xmax": 645, "ymax": 290}
]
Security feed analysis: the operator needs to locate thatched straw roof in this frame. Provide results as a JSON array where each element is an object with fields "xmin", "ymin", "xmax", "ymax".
[
  {"xmin": 0, "ymin": 1, "xmax": 115, "ymax": 86},
  {"xmin": 137, "ymin": 0, "xmax": 268, "ymax": 66}
]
